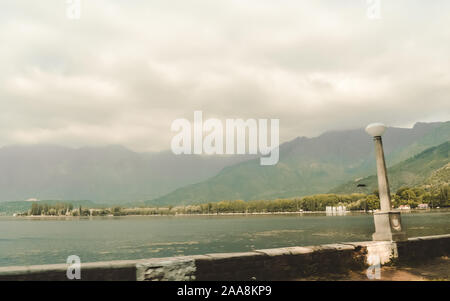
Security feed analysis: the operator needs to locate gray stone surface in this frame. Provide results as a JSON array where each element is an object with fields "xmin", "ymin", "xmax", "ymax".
[
  {"xmin": 0, "ymin": 234, "xmax": 448, "ymax": 281},
  {"xmin": 137, "ymin": 257, "xmax": 196, "ymax": 281},
  {"xmin": 284, "ymin": 246, "xmax": 315, "ymax": 255},
  {"xmin": 372, "ymin": 211, "xmax": 407, "ymax": 242},
  {"xmin": 255, "ymin": 247, "xmax": 292, "ymax": 256}
]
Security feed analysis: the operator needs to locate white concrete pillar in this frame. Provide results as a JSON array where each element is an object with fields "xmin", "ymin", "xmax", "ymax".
[{"xmin": 366, "ymin": 123, "xmax": 407, "ymax": 242}]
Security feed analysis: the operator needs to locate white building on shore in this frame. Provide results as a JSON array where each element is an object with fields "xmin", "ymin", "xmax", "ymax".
[{"xmin": 325, "ymin": 206, "xmax": 347, "ymax": 216}]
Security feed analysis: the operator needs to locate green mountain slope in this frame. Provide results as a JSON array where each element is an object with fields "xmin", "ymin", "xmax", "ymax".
[
  {"xmin": 425, "ymin": 162, "xmax": 450, "ymax": 187},
  {"xmin": 387, "ymin": 122, "xmax": 450, "ymax": 166},
  {"xmin": 150, "ymin": 122, "xmax": 449, "ymax": 206},
  {"xmin": 331, "ymin": 141, "xmax": 449, "ymax": 194}
]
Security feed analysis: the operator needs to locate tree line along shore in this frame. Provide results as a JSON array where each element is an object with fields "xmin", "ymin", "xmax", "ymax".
[{"xmin": 17, "ymin": 184, "xmax": 449, "ymax": 217}]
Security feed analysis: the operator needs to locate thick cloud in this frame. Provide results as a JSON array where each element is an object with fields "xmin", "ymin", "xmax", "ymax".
[{"xmin": 1, "ymin": 0, "xmax": 449, "ymax": 151}]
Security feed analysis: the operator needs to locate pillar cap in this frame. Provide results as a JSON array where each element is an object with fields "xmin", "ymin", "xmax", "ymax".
[{"xmin": 365, "ymin": 123, "xmax": 386, "ymax": 137}]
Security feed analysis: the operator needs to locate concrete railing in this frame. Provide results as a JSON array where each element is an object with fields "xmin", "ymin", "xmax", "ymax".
[{"xmin": 1, "ymin": 234, "xmax": 449, "ymax": 281}]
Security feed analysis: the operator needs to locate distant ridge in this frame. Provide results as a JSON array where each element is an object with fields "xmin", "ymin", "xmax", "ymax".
[
  {"xmin": 330, "ymin": 141, "xmax": 449, "ymax": 194},
  {"xmin": 0, "ymin": 121, "xmax": 447, "ymax": 205},
  {"xmin": 150, "ymin": 121, "xmax": 449, "ymax": 206},
  {"xmin": 0, "ymin": 145, "xmax": 253, "ymax": 203}
]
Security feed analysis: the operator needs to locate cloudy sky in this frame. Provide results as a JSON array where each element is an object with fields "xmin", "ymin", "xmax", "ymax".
[{"xmin": 1, "ymin": 0, "xmax": 449, "ymax": 152}]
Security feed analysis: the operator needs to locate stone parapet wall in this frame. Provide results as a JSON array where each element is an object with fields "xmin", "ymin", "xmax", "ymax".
[{"xmin": 0, "ymin": 234, "xmax": 448, "ymax": 281}]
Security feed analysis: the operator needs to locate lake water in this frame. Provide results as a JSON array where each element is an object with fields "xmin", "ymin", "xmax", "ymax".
[{"xmin": 0, "ymin": 211, "xmax": 449, "ymax": 267}]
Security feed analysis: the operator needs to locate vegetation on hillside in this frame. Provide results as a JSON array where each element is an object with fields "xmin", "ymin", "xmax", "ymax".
[
  {"xmin": 10, "ymin": 139, "xmax": 449, "ymax": 217},
  {"xmin": 151, "ymin": 123, "xmax": 449, "ymax": 206},
  {"xmin": 331, "ymin": 141, "xmax": 449, "ymax": 195},
  {"xmin": 392, "ymin": 185, "xmax": 449, "ymax": 209}
]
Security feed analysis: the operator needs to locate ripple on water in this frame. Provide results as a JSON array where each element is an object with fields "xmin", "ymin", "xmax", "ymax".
[{"xmin": 247, "ymin": 229, "xmax": 305, "ymax": 237}]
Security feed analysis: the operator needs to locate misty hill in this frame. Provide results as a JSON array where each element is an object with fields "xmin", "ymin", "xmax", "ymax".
[
  {"xmin": 0, "ymin": 121, "xmax": 447, "ymax": 205},
  {"xmin": 151, "ymin": 121, "xmax": 449, "ymax": 205},
  {"xmin": 331, "ymin": 141, "xmax": 449, "ymax": 194},
  {"xmin": 0, "ymin": 145, "xmax": 252, "ymax": 203}
]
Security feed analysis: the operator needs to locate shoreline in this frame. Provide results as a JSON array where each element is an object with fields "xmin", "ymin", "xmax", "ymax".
[
  {"xmin": 8, "ymin": 211, "xmax": 345, "ymax": 218},
  {"xmin": 6, "ymin": 208, "xmax": 446, "ymax": 218}
]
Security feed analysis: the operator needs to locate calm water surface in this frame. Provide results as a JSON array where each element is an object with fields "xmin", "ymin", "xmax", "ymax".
[{"xmin": 0, "ymin": 211, "xmax": 449, "ymax": 267}]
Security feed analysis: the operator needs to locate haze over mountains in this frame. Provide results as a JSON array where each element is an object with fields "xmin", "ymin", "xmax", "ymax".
[
  {"xmin": 0, "ymin": 121, "xmax": 448, "ymax": 205},
  {"xmin": 152, "ymin": 121, "xmax": 449, "ymax": 205},
  {"xmin": 0, "ymin": 145, "xmax": 252, "ymax": 203}
]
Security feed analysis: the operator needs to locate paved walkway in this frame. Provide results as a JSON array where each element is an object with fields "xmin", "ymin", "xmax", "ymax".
[{"xmin": 295, "ymin": 256, "xmax": 450, "ymax": 281}]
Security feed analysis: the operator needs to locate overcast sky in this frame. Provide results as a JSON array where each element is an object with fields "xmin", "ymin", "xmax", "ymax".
[{"xmin": 1, "ymin": 0, "xmax": 449, "ymax": 152}]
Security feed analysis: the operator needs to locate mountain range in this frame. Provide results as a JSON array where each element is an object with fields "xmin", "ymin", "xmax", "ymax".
[
  {"xmin": 151, "ymin": 121, "xmax": 449, "ymax": 205},
  {"xmin": 0, "ymin": 145, "xmax": 252, "ymax": 203},
  {"xmin": 0, "ymin": 121, "xmax": 448, "ymax": 205}
]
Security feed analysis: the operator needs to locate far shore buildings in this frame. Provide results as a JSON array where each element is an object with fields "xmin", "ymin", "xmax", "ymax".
[
  {"xmin": 325, "ymin": 206, "xmax": 347, "ymax": 216},
  {"xmin": 398, "ymin": 204, "xmax": 430, "ymax": 210},
  {"xmin": 398, "ymin": 205, "xmax": 411, "ymax": 210}
]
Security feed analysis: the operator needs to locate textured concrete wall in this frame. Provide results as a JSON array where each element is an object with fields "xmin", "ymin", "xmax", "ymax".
[
  {"xmin": 193, "ymin": 244, "xmax": 367, "ymax": 281},
  {"xmin": 396, "ymin": 234, "xmax": 450, "ymax": 262},
  {"xmin": 0, "ymin": 260, "xmax": 138, "ymax": 281},
  {"xmin": 136, "ymin": 257, "xmax": 196, "ymax": 281},
  {"xmin": 0, "ymin": 234, "xmax": 448, "ymax": 281}
]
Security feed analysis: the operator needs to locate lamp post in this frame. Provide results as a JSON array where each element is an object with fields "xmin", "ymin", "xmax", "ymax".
[{"xmin": 365, "ymin": 123, "xmax": 407, "ymax": 241}]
